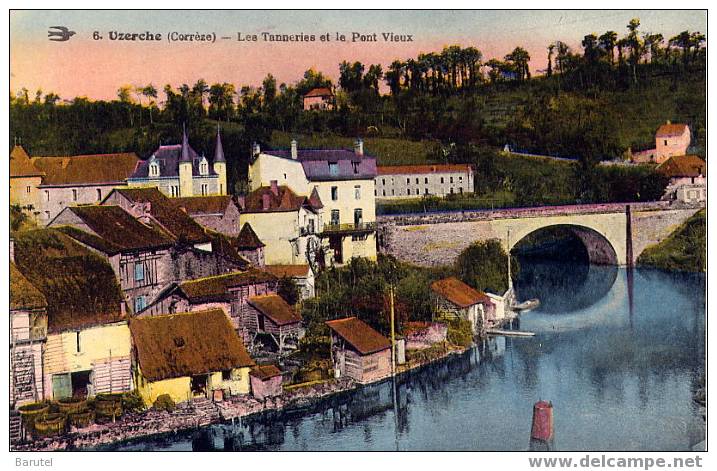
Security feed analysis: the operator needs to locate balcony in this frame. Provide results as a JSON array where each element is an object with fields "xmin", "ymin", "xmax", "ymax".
[{"xmin": 320, "ymin": 221, "xmax": 377, "ymax": 236}]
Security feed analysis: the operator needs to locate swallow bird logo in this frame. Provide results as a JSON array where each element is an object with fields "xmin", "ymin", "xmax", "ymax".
[{"xmin": 48, "ymin": 26, "xmax": 76, "ymax": 42}]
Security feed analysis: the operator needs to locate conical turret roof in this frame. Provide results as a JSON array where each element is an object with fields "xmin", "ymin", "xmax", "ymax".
[{"xmin": 214, "ymin": 124, "xmax": 226, "ymax": 163}]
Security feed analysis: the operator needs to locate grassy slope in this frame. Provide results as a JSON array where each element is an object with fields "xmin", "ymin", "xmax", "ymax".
[{"xmin": 637, "ymin": 209, "xmax": 706, "ymax": 272}]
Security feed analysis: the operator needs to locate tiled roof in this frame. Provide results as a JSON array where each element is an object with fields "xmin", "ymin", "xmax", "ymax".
[
  {"xmin": 250, "ymin": 364, "xmax": 283, "ymax": 380},
  {"xmin": 10, "ymin": 145, "xmax": 44, "ymax": 178},
  {"xmin": 13, "ymin": 229, "xmax": 125, "ymax": 333},
  {"xmin": 264, "ymin": 149, "xmax": 377, "ymax": 181},
  {"xmin": 304, "ymin": 87, "xmax": 334, "ymax": 98},
  {"xmin": 243, "ymin": 185, "xmax": 320, "ymax": 213},
  {"xmin": 656, "ymin": 123, "xmax": 689, "ymax": 137},
  {"xmin": 431, "ymin": 277, "xmax": 492, "ymax": 308},
  {"xmin": 178, "ymin": 269, "xmax": 278, "ymax": 303},
  {"xmin": 130, "ymin": 143, "xmax": 217, "ymax": 179},
  {"xmin": 173, "ymin": 195, "xmax": 234, "ymax": 215},
  {"xmin": 130, "ymin": 309, "xmax": 254, "ymax": 382},
  {"xmin": 377, "ymin": 164, "xmax": 472, "ymax": 175},
  {"xmin": 208, "ymin": 231, "xmax": 250, "ymax": 269},
  {"xmin": 32, "ymin": 153, "xmax": 140, "ymax": 186},
  {"xmin": 264, "ymin": 264, "xmax": 311, "ymax": 278},
  {"xmin": 234, "ymin": 223, "xmax": 265, "ymax": 250},
  {"xmin": 248, "ymin": 294, "xmax": 302, "ymax": 326},
  {"xmin": 111, "ymin": 187, "xmax": 210, "ymax": 244},
  {"xmin": 325, "ymin": 317, "xmax": 391, "ymax": 355},
  {"xmin": 62, "ymin": 205, "xmax": 175, "ymax": 254},
  {"xmin": 10, "ymin": 262, "xmax": 47, "ymax": 310},
  {"xmin": 657, "ymin": 155, "xmax": 706, "ymax": 178}
]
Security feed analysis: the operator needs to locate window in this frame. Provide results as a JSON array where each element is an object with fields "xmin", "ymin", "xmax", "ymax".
[
  {"xmin": 352, "ymin": 162, "xmax": 359, "ymax": 174},
  {"xmin": 26, "ymin": 186, "xmax": 31, "ymax": 193},
  {"xmin": 425, "ymin": 177, "xmax": 428, "ymax": 184},
  {"xmin": 330, "ymin": 209, "xmax": 340, "ymax": 226},
  {"xmin": 664, "ymin": 140, "xmax": 668, "ymax": 146},
  {"xmin": 415, "ymin": 178, "xmax": 419, "ymax": 184},
  {"xmin": 201, "ymin": 183, "xmax": 209, "ymax": 196},
  {"xmin": 450, "ymin": 177, "xmax": 454, "ymax": 183},
  {"xmin": 382, "ymin": 178, "xmax": 386, "ymax": 185},
  {"xmin": 459, "ymin": 187, "xmax": 463, "ymax": 194},
  {"xmin": 283, "ymin": 173, "xmax": 287, "ymax": 179},
  {"xmin": 45, "ymin": 190, "xmax": 50, "ymax": 201},
  {"xmin": 331, "ymin": 186, "xmax": 338, "ymax": 201},
  {"xmin": 354, "ymin": 208, "xmax": 363, "ymax": 226},
  {"xmin": 45, "ymin": 211, "xmax": 50, "ymax": 220},
  {"xmin": 72, "ymin": 189, "xmax": 78, "ymax": 201},
  {"xmin": 76, "ymin": 331, "xmax": 81, "ymax": 353},
  {"xmin": 407, "ymin": 188, "xmax": 411, "ymax": 195},
  {"xmin": 391, "ymin": 189, "xmax": 395, "ymax": 196},
  {"xmin": 134, "ymin": 296, "xmax": 146, "ymax": 313},
  {"xmin": 406, "ymin": 178, "xmax": 410, "ymax": 184},
  {"xmin": 222, "ymin": 370, "xmax": 232, "ymax": 381},
  {"xmin": 425, "ymin": 188, "xmax": 429, "ymax": 195},
  {"xmin": 440, "ymin": 177, "xmax": 444, "ymax": 184},
  {"xmin": 450, "ymin": 187, "xmax": 454, "ymax": 194},
  {"xmin": 329, "ymin": 162, "xmax": 339, "ymax": 176},
  {"xmin": 149, "ymin": 161, "xmax": 160, "ymax": 177},
  {"xmin": 382, "ymin": 189, "xmax": 386, "ymax": 196},
  {"xmin": 199, "ymin": 160, "xmax": 209, "ymax": 175},
  {"xmin": 96, "ymin": 189, "xmax": 102, "ymax": 201},
  {"xmin": 170, "ymin": 185, "xmax": 179, "ymax": 197},
  {"xmin": 134, "ymin": 262, "xmax": 145, "ymax": 282},
  {"xmin": 354, "ymin": 185, "xmax": 361, "ymax": 200}
]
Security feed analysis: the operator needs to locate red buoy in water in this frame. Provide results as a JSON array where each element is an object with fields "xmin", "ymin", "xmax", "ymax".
[{"xmin": 531, "ymin": 400, "xmax": 554, "ymax": 442}]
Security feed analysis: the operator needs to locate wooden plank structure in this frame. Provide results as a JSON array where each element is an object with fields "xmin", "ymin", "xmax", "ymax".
[{"xmin": 92, "ymin": 356, "xmax": 132, "ymax": 394}]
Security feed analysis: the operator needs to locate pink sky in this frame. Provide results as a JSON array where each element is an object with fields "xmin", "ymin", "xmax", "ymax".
[{"xmin": 10, "ymin": 10, "xmax": 706, "ymax": 101}]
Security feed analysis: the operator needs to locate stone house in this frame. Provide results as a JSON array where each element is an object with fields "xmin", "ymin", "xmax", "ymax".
[
  {"xmin": 10, "ymin": 262, "xmax": 47, "ymax": 407},
  {"xmin": 631, "ymin": 122, "xmax": 692, "ymax": 164},
  {"xmin": 127, "ymin": 125, "xmax": 227, "ymax": 197},
  {"xmin": 248, "ymin": 140, "xmax": 377, "ymax": 265},
  {"xmin": 12, "ymin": 229, "xmax": 132, "ymax": 400},
  {"xmin": 264, "ymin": 264, "xmax": 316, "ymax": 299},
  {"xmin": 430, "ymin": 277, "xmax": 494, "ymax": 335},
  {"xmin": 325, "ymin": 317, "xmax": 392, "ymax": 384},
  {"xmin": 249, "ymin": 365, "xmax": 283, "ymax": 401},
  {"xmin": 245, "ymin": 294, "xmax": 304, "ymax": 353},
  {"xmin": 130, "ymin": 309, "xmax": 255, "ymax": 405},
  {"xmin": 302, "ymin": 87, "xmax": 335, "ymax": 111},
  {"xmin": 657, "ymin": 155, "xmax": 706, "ymax": 203},
  {"xmin": 9, "ymin": 145, "xmax": 45, "ymax": 220},
  {"xmin": 233, "ymin": 222, "xmax": 266, "ymax": 267},
  {"xmin": 173, "ymin": 195, "xmax": 241, "ymax": 236},
  {"xmin": 375, "ymin": 164, "xmax": 474, "ymax": 199}
]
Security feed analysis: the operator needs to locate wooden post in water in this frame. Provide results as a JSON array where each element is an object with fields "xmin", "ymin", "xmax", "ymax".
[{"xmin": 529, "ymin": 400, "xmax": 554, "ymax": 451}]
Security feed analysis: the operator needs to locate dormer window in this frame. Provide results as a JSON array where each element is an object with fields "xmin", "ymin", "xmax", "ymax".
[
  {"xmin": 148, "ymin": 156, "xmax": 160, "ymax": 177},
  {"xmin": 199, "ymin": 156, "xmax": 209, "ymax": 176},
  {"xmin": 328, "ymin": 162, "xmax": 339, "ymax": 176}
]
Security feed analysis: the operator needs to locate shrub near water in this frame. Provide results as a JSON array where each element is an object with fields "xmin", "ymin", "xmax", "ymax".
[
  {"xmin": 638, "ymin": 210, "xmax": 706, "ymax": 272},
  {"xmin": 153, "ymin": 394, "xmax": 176, "ymax": 412}
]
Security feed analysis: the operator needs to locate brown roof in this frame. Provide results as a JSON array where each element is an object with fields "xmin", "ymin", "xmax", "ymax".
[
  {"xmin": 178, "ymin": 269, "xmax": 278, "ymax": 303},
  {"xmin": 33, "ymin": 153, "xmax": 140, "ymax": 186},
  {"xmin": 234, "ymin": 223, "xmax": 265, "ymax": 250},
  {"xmin": 250, "ymin": 364, "xmax": 283, "ymax": 380},
  {"xmin": 10, "ymin": 262, "xmax": 47, "ymax": 310},
  {"xmin": 111, "ymin": 187, "xmax": 210, "ymax": 244},
  {"xmin": 431, "ymin": 277, "xmax": 492, "ymax": 308},
  {"xmin": 62, "ymin": 205, "xmax": 175, "ymax": 254},
  {"xmin": 657, "ymin": 155, "xmax": 706, "ymax": 178},
  {"xmin": 377, "ymin": 164, "xmax": 472, "ymax": 175},
  {"xmin": 10, "ymin": 145, "xmax": 44, "ymax": 178},
  {"xmin": 248, "ymin": 294, "xmax": 302, "ymax": 326},
  {"xmin": 12, "ymin": 229, "xmax": 125, "ymax": 333},
  {"xmin": 656, "ymin": 123, "xmax": 689, "ymax": 137},
  {"xmin": 243, "ymin": 185, "xmax": 320, "ymax": 213},
  {"xmin": 325, "ymin": 317, "xmax": 391, "ymax": 355},
  {"xmin": 173, "ymin": 195, "xmax": 234, "ymax": 216},
  {"xmin": 264, "ymin": 264, "xmax": 311, "ymax": 278},
  {"xmin": 130, "ymin": 309, "xmax": 254, "ymax": 382},
  {"xmin": 304, "ymin": 87, "xmax": 334, "ymax": 98}
]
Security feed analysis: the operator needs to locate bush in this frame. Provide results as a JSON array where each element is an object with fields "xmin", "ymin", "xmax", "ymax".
[
  {"xmin": 121, "ymin": 390, "xmax": 145, "ymax": 413},
  {"xmin": 153, "ymin": 394, "xmax": 176, "ymax": 412},
  {"xmin": 446, "ymin": 318, "xmax": 474, "ymax": 348}
]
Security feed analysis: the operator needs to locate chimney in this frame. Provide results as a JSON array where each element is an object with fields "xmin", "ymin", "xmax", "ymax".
[
  {"xmin": 252, "ymin": 142, "xmax": 261, "ymax": 156},
  {"xmin": 270, "ymin": 180, "xmax": 279, "ymax": 196},
  {"xmin": 354, "ymin": 138, "xmax": 364, "ymax": 156},
  {"xmin": 10, "ymin": 237, "xmax": 15, "ymax": 263},
  {"xmin": 666, "ymin": 120, "xmax": 671, "ymax": 125},
  {"xmin": 291, "ymin": 139, "xmax": 298, "ymax": 159},
  {"xmin": 262, "ymin": 193, "xmax": 271, "ymax": 211},
  {"xmin": 237, "ymin": 195, "xmax": 246, "ymax": 210}
]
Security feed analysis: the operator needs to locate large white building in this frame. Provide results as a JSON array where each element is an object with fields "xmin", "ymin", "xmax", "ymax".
[{"xmin": 375, "ymin": 164, "xmax": 473, "ymax": 199}]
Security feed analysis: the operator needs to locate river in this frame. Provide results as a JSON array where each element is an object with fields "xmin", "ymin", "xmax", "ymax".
[{"xmin": 106, "ymin": 262, "xmax": 705, "ymax": 451}]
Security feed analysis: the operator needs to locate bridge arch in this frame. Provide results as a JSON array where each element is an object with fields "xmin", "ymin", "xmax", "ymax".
[{"xmin": 509, "ymin": 224, "xmax": 618, "ymax": 265}]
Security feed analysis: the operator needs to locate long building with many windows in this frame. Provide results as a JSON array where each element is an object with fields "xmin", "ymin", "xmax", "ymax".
[{"xmin": 374, "ymin": 164, "xmax": 473, "ymax": 199}]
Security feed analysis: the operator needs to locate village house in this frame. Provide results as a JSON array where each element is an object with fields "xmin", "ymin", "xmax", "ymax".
[
  {"xmin": 302, "ymin": 87, "xmax": 335, "ymax": 111},
  {"xmin": 239, "ymin": 182, "xmax": 324, "ymax": 266},
  {"xmin": 127, "ymin": 125, "xmax": 227, "ymax": 197},
  {"xmin": 375, "ymin": 164, "xmax": 474, "ymax": 199},
  {"xmin": 325, "ymin": 317, "xmax": 392, "ymax": 384},
  {"xmin": 9, "ymin": 145, "xmax": 45, "ymax": 219},
  {"xmin": 10, "ymin": 259, "xmax": 48, "ymax": 407},
  {"xmin": 138, "ymin": 269, "xmax": 278, "ymax": 337},
  {"xmin": 245, "ymin": 294, "xmax": 304, "ymax": 353},
  {"xmin": 264, "ymin": 264, "xmax": 316, "ymax": 299},
  {"xmin": 657, "ymin": 155, "xmax": 706, "ymax": 204},
  {"xmin": 173, "ymin": 195, "xmax": 241, "ymax": 236},
  {"xmin": 13, "ymin": 229, "xmax": 132, "ymax": 400},
  {"xmin": 249, "ymin": 365, "xmax": 283, "ymax": 401},
  {"xmin": 233, "ymin": 222, "xmax": 266, "ymax": 267},
  {"xmin": 129, "ymin": 309, "xmax": 254, "ymax": 405},
  {"xmin": 631, "ymin": 121, "xmax": 692, "ymax": 164},
  {"xmin": 431, "ymin": 277, "xmax": 495, "ymax": 335},
  {"xmin": 248, "ymin": 139, "xmax": 378, "ymax": 265}
]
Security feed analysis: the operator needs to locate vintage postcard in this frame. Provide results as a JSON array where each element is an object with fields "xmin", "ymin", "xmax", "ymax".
[{"xmin": 7, "ymin": 7, "xmax": 707, "ymax": 460}]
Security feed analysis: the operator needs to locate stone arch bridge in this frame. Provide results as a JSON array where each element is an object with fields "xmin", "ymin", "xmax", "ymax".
[{"xmin": 376, "ymin": 202, "xmax": 702, "ymax": 267}]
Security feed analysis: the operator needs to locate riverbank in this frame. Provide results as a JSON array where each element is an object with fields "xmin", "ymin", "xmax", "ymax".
[
  {"xmin": 637, "ymin": 209, "xmax": 705, "ymax": 273},
  {"xmin": 12, "ymin": 343, "xmax": 471, "ymax": 451}
]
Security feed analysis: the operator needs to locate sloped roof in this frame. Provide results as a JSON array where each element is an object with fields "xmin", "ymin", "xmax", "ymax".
[
  {"xmin": 173, "ymin": 195, "xmax": 234, "ymax": 216},
  {"xmin": 431, "ymin": 277, "xmax": 492, "ymax": 308},
  {"xmin": 130, "ymin": 309, "xmax": 254, "ymax": 382},
  {"xmin": 12, "ymin": 229, "xmax": 125, "ymax": 333},
  {"xmin": 656, "ymin": 123, "xmax": 689, "ymax": 137},
  {"xmin": 10, "ymin": 262, "xmax": 47, "ymax": 310},
  {"xmin": 10, "ymin": 145, "xmax": 44, "ymax": 178},
  {"xmin": 234, "ymin": 223, "xmax": 265, "ymax": 249},
  {"xmin": 248, "ymin": 294, "xmax": 302, "ymax": 326},
  {"xmin": 243, "ymin": 185, "xmax": 320, "ymax": 213},
  {"xmin": 657, "ymin": 155, "xmax": 706, "ymax": 178},
  {"xmin": 130, "ymin": 143, "xmax": 217, "ymax": 179},
  {"xmin": 377, "ymin": 164, "xmax": 472, "ymax": 175},
  {"xmin": 32, "ymin": 153, "xmax": 140, "ymax": 186},
  {"xmin": 304, "ymin": 87, "xmax": 334, "ymax": 98},
  {"xmin": 62, "ymin": 205, "xmax": 174, "ymax": 254},
  {"xmin": 177, "ymin": 269, "xmax": 278, "ymax": 304},
  {"xmin": 250, "ymin": 364, "xmax": 282, "ymax": 380},
  {"xmin": 325, "ymin": 317, "xmax": 391, "ymax": 355},
  {"xmin": 264, "ymin": 149, "xmax": 377, "ymax": 181},
  {"xmin": 208, "ymin": 231, "xmax": 250, "ymax": 269},
  {"xmin": 111, "ymin": 187, "xmax": 210, "ymax": 244},
  {"xmin": 264, "ymin": 264, "xmax": 311, "ymax": 278}
]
